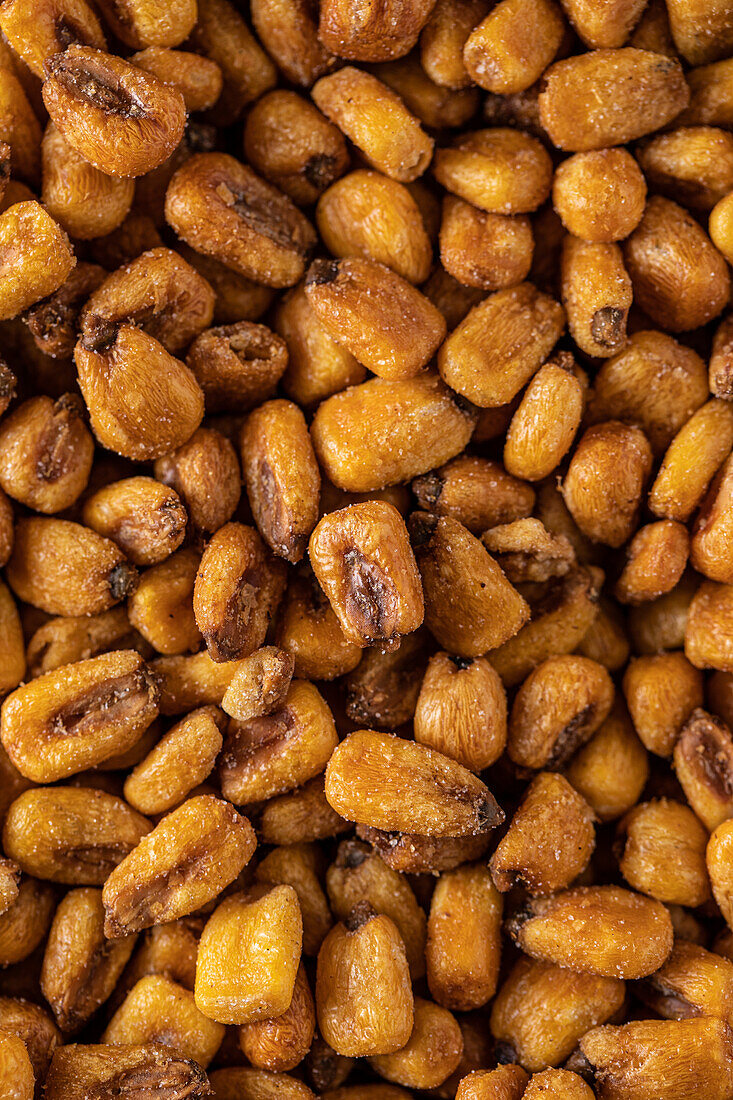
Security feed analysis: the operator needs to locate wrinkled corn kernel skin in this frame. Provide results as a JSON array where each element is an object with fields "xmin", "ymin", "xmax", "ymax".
[
  {"xmin": 539, "ymin": 49, "xmax": 689, "ymax": 150},
  {"xmin": 83, "ymin": 476, "xmax": 187, "ymax": 567},
  {"xmin": 564, "ymin": 701, "xmax": 649, "ymax": 822},
  {"xmin": 102, "ymin": 795, "xmax": 256, "ymax": 937},
  {"xmin": 463, "ymin": 0, "xmax": 564, "ymax": 94},
  {"xmin": 368, "ymin": 996, "xmax": 463, "ymax": 1089},
  {"xmin": 221, "ymin": 646, "xmax": 294, "ymax": 723},
  {"xmin": 42, "ymin": 122, "xmax": 134, "ymax": 242},
  {"xmin": 0, "ymin": 0, "xmax": 106, "ymax": 78},
  {"xmin": 504, "ymin": 358, "xmax": 584, "ymax": 481},
  {"xmin": 507, "ymin": 885, "xmax": 673, "ymax": 979},
  {"xmin": 316, "ymin": 906, "xmax": 413, "ymax": 1056},
  {"xmin": 325, "ymin": 729, "xmax": 503, "ymax": 837},
  {"xmin": 238, "ymin": 960, "xmax": 315, "ymax": 1072},
  {"xmin": 154, "ymin": 428, "xmax": 241, "ymax": 535},
  {"xmin": 45, "ymin": 1043, "xmax": 213, "ymax": 1100},
  {"xmin": 439, "ymin": 196, "xmax": 533, "ymax": 292},
  {"xmin": 309, "ymin": 502, "xmax": 424, "ymax": 649},
  {"xmin": 490, "ymin": 957, "xmax": 625, "ymax": 1073},
  {"xmin": 276, "ymin": 283, "xmax": 365, "ymax": 408},
  {"xmin": 580, "ymin": 1017, "xmax": 733, "ymax": 1100},
  {"xmin": 414, "ymin": 455, "xmax": 535, "ymax": 533},
  {"xmin": 0, "ymin": 1028, "xmax": 34, "ymax": 1100},
  {"xmin": 187, "ymin": 321, "xmax": 289, "ymax": 414},
  {"xmin": 305, "ymin": 257, "xmax": 445, "ymax": 381},
  {"xmin": 42, "ymin": 46, "xmax": 186, "ymax": 179},
  {"xmin": 165, "ymin": 153, "xmax": 317, "ymax": 289},
  {"xmin": 617, "ymin": 798, "xmax": 711, "ymax": 907},
  {"xmin": 623, "ymin": 652, "xmax": 704, "ymax": 756},
  {"xmin": 195, "ymin": 885, "xmax": 302, "ymax": 1025},
  {"xmin": 0, "ymin": 201, "xmax": 75, "ymax": 320},
  {"xmin": 344, "ymin": 628, "xmax": 429, "ymax": 730},
  {"xmin": 124, "ymin": 706, "xmax": 224, "ymax": 816},
  {"xmin": 674, "ymin": 708, "xmax": 733, "ymax": 831},
  {"xmin": 1, "ymin": 649, "xmax": 158, "ymax": 783},
  {"xmin": 637, "ymin": 939, "xmax": 733, "ymax": 1024},
  {"xmin": 318, "ymin": 0, "xmax": 436, "ymax": 61},
  {"xmin": 553, "ymin": 148, "xmax": 646, "ymax": 241},
  {"xmin": 560, "ymin": 236, "xmax": 632, "ymax": 359},
  {"xmin": 432, "ymin": 130, "xmax": 553, "ymax": 215},
  {"xmin": 0, "ymin": 876, "xmax": 55, "ymax": 966},
  {"xmin": 415, "ymin": 652, "xmax": 507, "ymax": 771},
  {"xmin": 103, "ymin": 974, "xmax": 224, "ymax": 1066}
]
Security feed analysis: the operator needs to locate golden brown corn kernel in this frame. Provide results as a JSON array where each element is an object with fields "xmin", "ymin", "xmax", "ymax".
[
  {"xmin": 103, "ymin": 795, "xmax": 255, "ymax": 938},
  {"xmin": 369, "ymin": 997, "xmax": 463, "ymax": 1090},
  {"xmin": 509, "ymin": 885, "xmax": 673, "ymax": 979},
  {"xmin": 317, "ymin": 904, "xmax": 413, "ymax": 1057},
  {"xmin": 492, "ymin": 957, "xmax": 624, "ymax": 1074},
  {"xmin": 410, "ymin": 512, "xmax": 529, "ymax": 656},
  {"xmin": 503, "ymin": 357, "xmax": 584, "ymax": 482},
  {"xmin": 0, "ymin": 0, "xmax": 105, "ymax": 77},
  {"xmin": 563, "ymin": 422, "xmax": 652, "ymax": 548},
  {"xmin": 195, "ymin": 885, "xmax": 302, "ymax": 1026},
  {"xmin": 95, "ymin": 0, "xmax": 195, "ymax": 46},
  {"xmin": 75, "ymin": 325, "xmax": 204, "ymax": 462},
  {"xmin": 316, "ymin": 171, "xmax": 431, "ymax": 285},
  {"xmin": 358, "ymin": 826, "xmax": 490, "ymax": 875},
  {"xmin": 679, "ymin": 57, "xmax": 733, "ymax": 128},
  {"xmin": 154, "ymin": 428, "xmax": 240, "ymax": 535},
  {"xmin": 41, "ymin": 120, "xmax": 133, "ymax": 241},
  {"xmin": 638, "ymin": 940, "xmax": 733, "ymax": 1024},
  {"xmin": 711, "ymin": 313, "xmax": 733, "ymax": 399},
  {"xmin": 623, "ymin": 652, "xmax": 703, "ymax": 757},
  {"xmin": 625, "ymin": 195, "xmax": 730, "ymax": 331},
  {"xmin": 508, "ymin": 655, "xmax": 613, "ymax": 770},
  {"xmin": 414, "ymin": 652, "xmax": 507, "ymax": 771},
  {"xmin": 257, "ymin": 843, "xmax": 332, "ymax": 957},
  {"xmin": 193, "ymin": 523, "xmax": 286, "ymax": 663},
  {"xmin": 553, "ymin": 148, "xmax": 646, "ymax": 241},
  {"xmin": 318, "ymin": 0, "xmax": 434, "ymax": 61},
  {"xmin": 370, "ymin": 55, "xmax": 479, "ymax": 129},
  {"xmin": 526, "ymin": 1069, "xmax": 594, "ymax": 1099},
  {"xmin": 260, "ymin": 776, "xmax": 351, "ymax": 846},
  {"xmin": 250, "ymin": 0, "xmax": 336, "ymax": 87},
  {"xmin": 152, "ymin": 652, "xmax": 255, "ymax": 716},
  {"xmin": 43, "ymin": 46, "xmax": 185, "ymax": 178},
  {"xmin": 691, "ymin": 454, "xmax": 733, "ymax": 584},
  {"xmin": 433, "ymin": 130, "xmax": 552, "ymax": 215},
  {"xmin": 617, "ymin": 798, "xmax": 711, "ymax": 907},
  {"xmin": 221, "ymin": 646, "xmax": 294, "ymax": 724},
  {"xmin": 1, "ymin": 649, "xmax": 158, "ymax": 783},
  {"xmin": 560, "ymin": 236, "xmax": 632, "ymax": 358},
  {"xmin": 564, "ymin": 702, "xmax": 649, "ymax": 822},
  {"xmin": 130, "ymin": 48, "xmax": 222, "ymax": 112},
  {"xmin": 0, "ymin": 393, "xmax": 92, "ymax": 514},
  {"xmin": 343, "ymin": 629, "xmax": 428, "ymax": 730},
  {"xmin": 241, "ymin": 400, "xmax": 320, "ymax": 564},
  {"xmin": 580, "ymin": 1017, "xmax": 733, "ymax": 1100},
  {"xmin": 123, "ymin": 706, "xmax": 224, "ymax": 816},
  {"xmin": 0, "ymin": 579, "xmax": 23, "ymax": 697},
  {"xmin": 686, "ymin": 580, "xmax": 733, "ymax": 672},
  {"xmin": 0, "ymin": 996, "xmax": 59, "ymax": 1085},
  {"xmin": 309, "ymin": 502, "xmax": 423, "ymax": 649},
  {"xmin": 212, "ymin": 1067, "xmax": 315, "ymax": 1100},
  {"xmin": 312, "ymin": 67, "xmax": 433, "ymax": 184},
  {"xmin": 3, "ymin": 786, "xmax": 150, "ymax": 885},
  {"xmin": 83, "ymin": 477, "xmax": 187, "ymax": 568},
  {"xmin": 616, "ymin": 521, "xmax": 690, "ymax": 605},
  {"xmin": 276, "ymin": 574, "xmax": 362, "ymax": 682},
  {"xmin": 456, "ymin": 1066, "xmax": 529, "ymax": 1100},
  {"xmin": 650, "ymin": 399, "xmax": 733, "ymax": 522},
  {"xmin": 325, "ymin": 729, "xmax": 503, "ymax": 837},
  {"xmin": 438, "ymin": 282, "xmax": 564, "ymax": 408},
  {"xmin": 6, "ymin": 517, "xmax": 137, "ymax": 617},
  {"xmin": 113, "ymin": 921, "xmax": 200, "ymax": 1004},
  {"xmin": 637, "ymin": 126, "xmax": 733, "ymax": 211},
  {"xmin": 128, "ymin": 548, "xmax": 201, "ymax": 657},
  {"xmin": 709, "ymin": 819, "xmax": 733, "ymax": 930},
  {"xmin": 40, "ymin": 887, "xmax": 136, "ymax": 1034},
  {"xmin": 489, "ymin": 565, "xmax": 602, "ymax": 687},
  {"xmin": 423, "ymin": 265, "xmax": 486, "ymax": 330},
  {"xmin": 420, "ymin": 0, "xmax": 492, "ymax": 89},
  {"xmin": 426, "ymin": 863, "xmax": 501, "ymax": 1011},
  {"xmin": 414, "ymin": 456, "xmax": 535, "ymax": 533},
  {"xmin": 178, "ymin": 246, "xmax": 275, "ymax": 325},
  {"xmin": 244, "ymin": 92, "xmax": 347, "ymax": 208},
  {"xmin": 482, "ymin": 519, "xmax": 575, "ymax": 586},
  {"xmin": 491, "ymin": 773, "xmax": 595, "ymax": 894},
  {"xmin": 0, "ymin": 1028, "xmax": 33, "ymax": 1100},
  {"xmin": 187, "ymin": 322, "xmax": 288, "ymax": 416},
  {"xmin": 165, "ymin": 153, "xmax": 317, "ymax": 290},
  {"xmin": 275, "ymin": 284, "xmax": 364, "ymax": 409},
  {"xmin": 21, "ymin": 263, "xmax": 102, "ymax": 364},
  {"xmin": 103, "ymin": 974, "xmax": 223, "ymax": 1066},
  {"xmin": 439, "ymin": 196, "xmax": 533, "ymax": 292},
  {"xmin": 190, "ymin": 0, "xmax": 275, "ymax": 122},
  {"xmin": 558, "ymin": 0, "xmax": 647, "ymax": 45},
  {"xmin": 0, "ymin": 201, "xmax": 75, "ymax": 321},
  {"xmin": 46, "ymin": 1043, "xmax": 211, "ymax": 1100},
  {"xmin": 220, "ymin": 679, "xmax": 338, "ymax": 805},
  {"xmin": 463, "ymin": 0, "xmax": 564, "ymax": 94},
  {"xmin": 0, "ymin": 69, "xmax": 41, "ymax": 186},
  {"xmin": 539, "ymin": 49, "xmax": 688, "ymax": 150},
  {"xmin": 0, "ymin": 859, "xmax": 18, "ymax": 916},
  {"xmin": 0, "ymin": 876, "xmax": 54, "ymax": 966},
  {"xmin": 312, "ymin": 373, "xmax": 476, "ymax": 492},
  {"xmin": 535, "ymin": 478, "xmax": 597, "ymax": 566},
  {"xmin": 305, "ymin": 257, "xmax": 444, "ymax": 382},
  {"xmin": 323, "ymin": 1089, "xmax": 411, "ymax": 1100},
  {"xmin": 674, "ymin": 708, "xmax": 733, "ymax": 832},
  {"xmin": 238, "ymin": 961, "xmax": 315, "ymax": 1073}
]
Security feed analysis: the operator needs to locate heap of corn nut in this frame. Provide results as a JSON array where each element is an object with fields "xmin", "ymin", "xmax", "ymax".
[{"xmin": 2, "ymin": 0, "xmax": 733, "ymax": 1098}]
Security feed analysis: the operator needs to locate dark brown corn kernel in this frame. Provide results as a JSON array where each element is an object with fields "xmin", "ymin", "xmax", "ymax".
[
  {"xmin": 154, "ymin": 428, "xmax": 240, "ymax": 535},
  {"xmin": 410, "ymin": 512, "xmax": 529, "ymax": 656},
  {"xmin": 40, "ymin": 887, "xmax": 137, "ymax": 1033},
  {"xmin": 43, "ymin": 46, "xmax": 186, "ymax": 178},
  {"xmin": 0, "ymin": 201, "xmax": 75, "ymax": 321},
  {"xmin": 241, "ymin": 399, "xmax": 320, "ymax": 563},
  {"xmin": 1, "ymin": 649, "xmax": 158, "ymax": 783},
  {"xmin": 0, "ymin": 579, "xmax": 24, "ymax": 697},
  {"xmin": 6, "ymin": 517, "xmax": 137, "ymax": 617},
  {"xmin": 83, "ymin": 477, "xmax": 187, "ymax": 567},
  {"xmin": 617, "ymin": 798, "xmax": 711, "ymax": 907},
  {"xmin": 165, "ymin": 153, "xmax": 317, "ymax": 289},
  {"xmin": 414, "ymin": 456, "xmax": 535, "ymax": 533},
  {"xmin": 193, "ymin": 522, "xmax": 286, "ymax": 663},
  {"xmin": 325, "ymin": 729, "xmax": 503, "ymax": 837},
  {"xmin": 539, "ymin": 49, "xmax": 689, "ymax": 150},
  {"xmin": 309, "ymin": 502, "xmax": 423, "ymax": 649},
  {"xmin": 22, "ymin": 262, "xmax": 105, "ymax": 360},
  {"xmin": 564, "ymin": 701, "xmax": 649, "ymax": 822},
  {"xmin": 344, "ymin": 628, "xmax": 429, "ymax": 730},
  {"xmin": 673, "ymin": 707, "xmax": 733, "ymax": 832},
  {"xmin": 3, "ymin": 786, "xmax": 151, "ymax": 885},
  {"xmin": 311, "ymin": 373, "xmax": 476, "ymax": 492},
  {"xmin": 44, "ymin": 1043, "xmax": 212, "ymax": 1100},
  {"xmin": 623, "ymin": 652, "xmax": 703, "ymax": 756},
  {"xmin": 187, "ymin": 322, "xmax": 288, "ymax": 415},
  {"xmin": 507, "ymin": 885, "xmax": 673, "ymax": 978},
  {"xmin": 244, "ymin": 92, "xmax": 348, "ymax": 207},
  {"xmin": 414, "ymin": 652, "xmax": 507, "ymax": 771},
  {"xmin": 0, "ymin": 1028, "xmax": 33, "ymax": 1099},
  {"xmin": 102, "ymin": 795, "xmax": 256, "ymax": 937},
  {"xmin": 426, "ymin": 863, "xmax": 502, "ymax": 1011}
]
